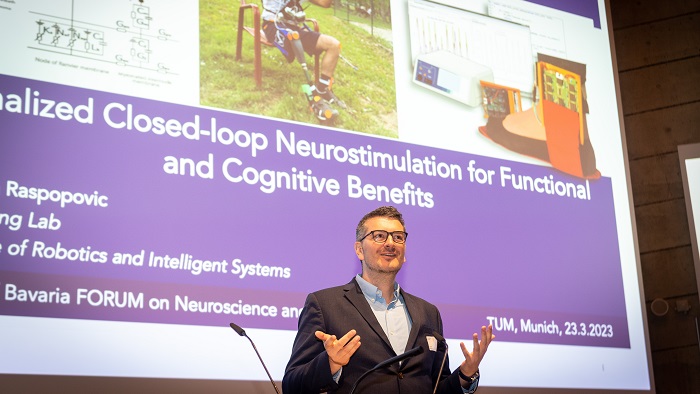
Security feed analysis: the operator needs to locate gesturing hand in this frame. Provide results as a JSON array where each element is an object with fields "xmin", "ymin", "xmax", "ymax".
[
  {"xmin": 315, "ymin": 329, "xmax": 362, "ymax": 374},
  {"xmin": 459, "ymin": 324, "xmax": 495, "ymax": 378}
]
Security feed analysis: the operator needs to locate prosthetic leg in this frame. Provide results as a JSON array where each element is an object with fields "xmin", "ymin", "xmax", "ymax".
[
  {"xmin": 269, "ymin": 0, "xmax": 339, "ymax": 124},
  {"xmin": 291, "ymin": 31, "xmax": 338, "ymax": 122},
  {"xmin": 278, "ymin": 27, "xmax": 339, "ymax": 123}
]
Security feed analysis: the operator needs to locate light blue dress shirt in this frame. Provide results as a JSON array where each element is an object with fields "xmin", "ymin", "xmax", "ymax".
[{"xmin": 355, "ymin": 274, "xmax": 413, "ymax": 356}]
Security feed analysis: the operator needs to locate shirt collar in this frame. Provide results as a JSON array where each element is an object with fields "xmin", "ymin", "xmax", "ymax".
[{"xmin": 355, "ymin": 274, "xmax": 401, "ymax": 305}]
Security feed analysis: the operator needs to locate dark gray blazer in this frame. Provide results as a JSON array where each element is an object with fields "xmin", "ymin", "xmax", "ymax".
[{"xmin": 282, "ymin": 278, "xmax": 465, "ymax": 394}]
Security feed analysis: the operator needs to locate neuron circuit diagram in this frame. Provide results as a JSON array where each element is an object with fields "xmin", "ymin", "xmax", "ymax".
[{"xmin": 31, "ymin": 0, "xmax": 177, "ymax": 74}]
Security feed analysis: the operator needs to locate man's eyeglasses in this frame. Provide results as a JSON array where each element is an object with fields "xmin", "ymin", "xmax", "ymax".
[{"xmin": 359, "ymin": 230, "xmax": 408, "ymax": 244}]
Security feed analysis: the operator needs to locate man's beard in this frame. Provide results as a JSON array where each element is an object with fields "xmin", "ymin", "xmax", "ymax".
[{"xmin": 364, "ymin": 260, "xmax": 401, "ymax": 274}]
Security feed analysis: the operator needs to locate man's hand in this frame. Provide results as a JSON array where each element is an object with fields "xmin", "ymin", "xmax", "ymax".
[
  {"xmin": 315, "ymin": 329, "xmax": 362, "ymax": 374},
  {"xmin": 459, "ymin": 324, "xmax": 495, "ymax": 379}
]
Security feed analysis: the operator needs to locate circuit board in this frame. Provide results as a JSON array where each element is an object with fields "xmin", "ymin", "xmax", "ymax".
[
  {"xmin": 539, "ymin": 63, "xmax": 581, "ymax": 113},
  {"xmin": 480, "ymin": 81, "xmax": 522, "ymax": 118}
]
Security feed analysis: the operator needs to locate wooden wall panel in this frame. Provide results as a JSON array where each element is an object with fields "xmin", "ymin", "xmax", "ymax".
[
  {"xmin": 634, "ymin": 199, "xmax": 691, "ymax": 253},
  {"xmin": 629, "ymin": 152, "xmax": 684, "ymax": 205},
  {"xmin": 651, "ymin": 345, "xmax": 700, "ymax": 394},
  {"xmin": 618, "ymin": 57, "xmax": 700, "ymax": 115},
  {"xmin": 641, "ymin": 246, "xmax": 699, "ymax": 300},
  {"xmin": 614, "ymin": 14, "xmax": 700, "ymax": 71},
  {"xmin": 623, "ymin": 101, "xmax": 700, "ymax": 159},
  {"xmin": 610, "ymin": 0, "xmax": 700, "ymax": 29}
]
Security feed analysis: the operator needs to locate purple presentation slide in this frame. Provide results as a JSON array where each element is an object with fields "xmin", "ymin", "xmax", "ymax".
[{"xmin": 1, "ymin": 73, "xmax": 628, "ymax": 348}]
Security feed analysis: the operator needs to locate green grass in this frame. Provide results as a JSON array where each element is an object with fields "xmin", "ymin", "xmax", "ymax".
[
  {"xmin": 200, "ymin": 0, "xmax": 397, "ymax": 137},
  {"xmin": 331, "ymin": 2, "xmax": 393, "ymax": 31}
]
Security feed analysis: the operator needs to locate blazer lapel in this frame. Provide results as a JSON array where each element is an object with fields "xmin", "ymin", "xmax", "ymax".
[
  {"xmin": 342, "ymin": 278, "xmax": 394, "ymax": 354},
  {"xmin": 402, "ymin": 289, "xmax": 426, "ymax": 357}
]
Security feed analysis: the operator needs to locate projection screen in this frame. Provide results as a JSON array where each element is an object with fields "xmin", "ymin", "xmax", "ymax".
[
  {"xmin": 0, "ymin": 0, "xmax": 655, "ymax": 392},
  {"xmin": 679, "ymin": 143, "xmax": 700, "ymax": 311}
]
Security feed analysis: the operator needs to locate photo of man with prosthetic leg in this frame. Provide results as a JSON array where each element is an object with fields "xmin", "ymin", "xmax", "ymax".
[
  {"xmin": 262, "ymin": 0, "xmax": 346, "ymax": 123},
  {"xmin": 200, "ymin": 0, "xmax": 398, "ymax": 135}
]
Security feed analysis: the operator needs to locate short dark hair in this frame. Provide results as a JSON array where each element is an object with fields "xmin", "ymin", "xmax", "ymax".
[{"xmin": 355, "ymin": 206, "xmax": 406, "ymax": 241}]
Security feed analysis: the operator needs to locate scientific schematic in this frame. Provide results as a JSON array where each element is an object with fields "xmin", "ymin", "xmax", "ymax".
[{"xmin": 31, "ymin": 0, "xmax": 178, "ymax": 74}]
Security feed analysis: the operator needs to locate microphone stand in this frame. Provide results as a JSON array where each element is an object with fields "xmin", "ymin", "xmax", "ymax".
[
  {"xmin": 432, "ymin": 331, "xmax": 448, "ymax": 394},
  {"xmin": 229, "ymin": 323, "xmax": 281, "ymax": 394},
  {"xmin": 349, "ymin": 346, "xmax": 423, "ymax": 394}
]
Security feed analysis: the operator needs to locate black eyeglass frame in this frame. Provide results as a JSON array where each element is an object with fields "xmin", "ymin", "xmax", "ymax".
[{"xmin": 358, "ymin": 230, "xmax": 408, "ymax": 244}]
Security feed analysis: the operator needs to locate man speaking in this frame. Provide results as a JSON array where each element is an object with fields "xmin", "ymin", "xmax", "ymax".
[{"xmin": 282, "ymin": 206, "xmax": 494, "ymax": 393}]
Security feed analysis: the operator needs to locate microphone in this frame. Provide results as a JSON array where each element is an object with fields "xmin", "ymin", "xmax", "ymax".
[
  {"xmin": 432, "ymin": 331, "xmax": 448, "ymax": 394},
  {"xmin": 229, "ymin": 322, "xmax": 281, "ymax": 394},
  {"xmin": 372, "ymin": 346, "xmax": 423, "ymax": 370},
  {"xmin": 349, "ymin": 346, "xmax": 424, "ymax": 394}
]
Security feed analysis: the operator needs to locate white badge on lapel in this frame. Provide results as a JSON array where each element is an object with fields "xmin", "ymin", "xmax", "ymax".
[{"xmin": 426, "ymin": 335, "xmax": 437, "ymax": 352}]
